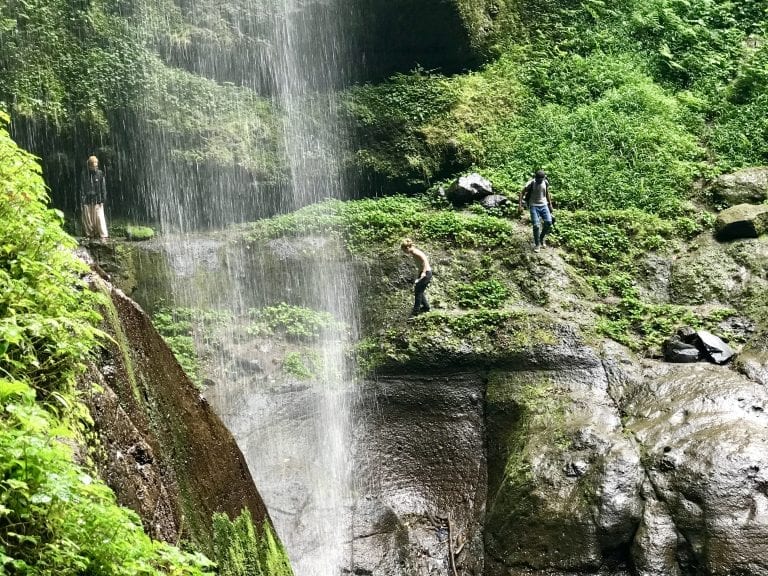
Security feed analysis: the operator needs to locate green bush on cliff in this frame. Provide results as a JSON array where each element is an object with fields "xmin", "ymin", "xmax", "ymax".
[
  {"xmin": 0, "ymin": 0, "xmax": 149, "ymax": 127},
  {"xmin": 0, "ymin": 113, "xmax": 213, "ymax": 574}
]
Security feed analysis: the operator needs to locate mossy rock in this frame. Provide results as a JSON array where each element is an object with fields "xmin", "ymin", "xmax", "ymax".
[
  {"xmin": 669, "ymin": 235, "xmax": 756, "ymax": 306},
  {"xmin": 125, "ymin": 225, "xmax": 156, "ymax": 241},
  {"xmin": 711, "ymin": 167, "xmax": 768, "ymax": 207},
  {"xmin": 714, "ymin": 203, "xmax": 768, "ymax": 241}
]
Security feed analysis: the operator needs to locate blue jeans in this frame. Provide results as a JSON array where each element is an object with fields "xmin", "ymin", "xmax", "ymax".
[{"xmin": 529, "ymin": 204, "xmax": 552, "ymax": 246}]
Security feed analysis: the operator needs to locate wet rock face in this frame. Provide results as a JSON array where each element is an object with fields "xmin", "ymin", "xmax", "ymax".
[
  {"xmin": 625, "ymin": 362, "xmax": 768, "ymax": 575},
  {"xmin": 350, "ymin": 374, "xmax": 486, "ymax": 576},
  {"xmin": 82, "ymin": 276, "xmax": 269, "ymax": 551},
  {"xmin": 484, "ymin": 356, "xmax": 642, "ymax": 575}
]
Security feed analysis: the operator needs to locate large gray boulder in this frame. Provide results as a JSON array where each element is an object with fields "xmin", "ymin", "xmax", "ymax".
[
  {"xmin": 715, "ymin": 203, "xmax": 768, "ymax": 241},
  {"xmin": 711, "ymin": 167, "xmax": 768, "ymax": 207},
  {"xmin": 624, "ymin": 361, "xmax": 768, "ymax": 575}
]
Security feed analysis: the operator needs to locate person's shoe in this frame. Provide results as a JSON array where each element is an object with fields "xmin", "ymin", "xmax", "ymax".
[
  {"xmin": 533, "ymin": 244, "xmax": 541, "ymax": 253},
  {"xmin": 540, "ymin": 239, "xmax": 547, "ymax": 249},
  {"xmin": 420, "ymin": 306, "xmax": 431, "ymax": 313}
]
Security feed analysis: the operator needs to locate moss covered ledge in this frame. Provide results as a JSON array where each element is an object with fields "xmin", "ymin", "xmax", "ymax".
[{"xmin": 356, "ymin": 308, "xmax": 602, "ymax": 375}]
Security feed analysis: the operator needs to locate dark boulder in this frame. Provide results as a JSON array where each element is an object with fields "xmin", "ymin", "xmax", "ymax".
[
  {"xmin": 714, "ymin": 203, "xmax": 768, "ymax": 241},
  {"xmin": 694, "ymin": 330, "xmax": 736, "ymax": 364},
  {"xmin": 446, "ymin": 173, "xmax": 493, "ymax": 205},
  {"xmin": 662, "ymin": 336, "xmax": 700, "ymax": 363},
  {"xmin": 678, "ymin": 328, "xmax": 736, "ymax": 365}
]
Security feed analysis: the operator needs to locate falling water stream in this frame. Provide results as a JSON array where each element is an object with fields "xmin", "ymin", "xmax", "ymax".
[{"xmin": 138, "ymin": 1, "xmax": 360, "ymax": 573}]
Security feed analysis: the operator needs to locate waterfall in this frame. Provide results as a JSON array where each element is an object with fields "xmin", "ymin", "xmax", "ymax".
[{"xmin": 134, "ymin": 1, "xmax": 360, "ymax": 573}]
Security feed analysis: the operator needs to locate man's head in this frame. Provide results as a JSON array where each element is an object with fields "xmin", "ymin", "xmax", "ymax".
[
  {"xmin": 535, "ymin": 170, "xmax": 546, "ymax": 181},
  {"xmin": 400, "ymin": 238, "xmax": 414, "ymax": 253},
  {"xmin": 87, "ymin": 156, "xmax": 99, "ymax": 170}
]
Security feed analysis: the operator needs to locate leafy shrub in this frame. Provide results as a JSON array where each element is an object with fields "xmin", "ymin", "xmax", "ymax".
[
  {"xmin": 0, "ymin": 111, "xmax": 103, "ymax": 394},
  {"xmin": 706, "ymin": 93, "xmax": 768, "ymax": 171},
  {"xmin": 344, "ymin": 69, "xmax": 466, "ymax": 189},
  {"xmin": 281, "ymin": 351, "xmax": 321, "ymax": 380},
  {"xmin": 125, "ymin": 225, "xmax": 155, "ymax": 241},
  {"xmin": 0, "ymin": 378, "xmax": 214, "ymax": 575},
  {"xmin": 553, "ymin": 209, "xmax": 679, "ymax": 278},
  {"xmin": 0, "ymin": 0, "xmax": 149, "ymax": 126},
  {"xmin": 248, "ymin": 303, "xmax": 342, "ymax": 341}
]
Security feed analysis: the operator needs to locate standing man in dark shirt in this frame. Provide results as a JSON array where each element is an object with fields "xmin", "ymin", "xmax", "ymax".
[
  {"xmin": 518, "ymin": 170, "xmax": 553, "ymax": 252},
  {"xmin": 80, "ymin": 155, "xmax": 109, "ymax": 242}
]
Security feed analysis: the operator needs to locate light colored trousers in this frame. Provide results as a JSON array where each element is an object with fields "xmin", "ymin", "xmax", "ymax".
[{"xmin": 82, "ymin": 203, "xmax": 109, "ymax": 239}]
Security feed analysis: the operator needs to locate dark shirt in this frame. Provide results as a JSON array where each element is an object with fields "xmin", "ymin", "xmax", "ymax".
[{"xmin": 81, "ymin": 168, "xmax": 106, "ymax": 205}]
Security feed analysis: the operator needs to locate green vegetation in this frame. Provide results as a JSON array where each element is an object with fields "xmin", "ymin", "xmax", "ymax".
[
  {"xmin": 0, "ymin": 0, "xmax": 284, "ymax": 181},
  {"xmin": 453, "ymin": 278, "xmax": 510, "ymax": 310},
  {"xmin": 243, "ymin": 195, "xmax": 514, "ymax": 253},
  {"xmin": 340, "ymin": 0, "xmax": 767, "ymax": 353},
  {"xmin": 247, "ymin": 303, "xmax": 343, "ymax": 341},
  {"xmin": 356, "ymin": 310, "xmax": 558, "ymax": 372},
  {"xmin": 125, "ymin": 225, "xmax": 156, "ymax": 241},
  {"xmin": 0, "ymin": 113, "xmax": 213, "ymax": 574},
  {"xmin": 152, "ymin": 307, "xmax": 233, "ymax": 388},
  {"xmin": 212, "ymin": 509, "xmax": 293, "ymax": 576},
  {"xmin": 281, "ymin": 351, "xmax": 321, "ymax": 380}
]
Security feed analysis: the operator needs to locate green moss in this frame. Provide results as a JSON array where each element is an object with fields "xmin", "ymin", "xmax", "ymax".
[
  {"xmin": 125, "ymin": 225, "xmax": 156, "ymax": 241},
  {"xmin": 486, "ymin": 371, "xmax": 572, "ymax": 515},
  {"xmin": 212, "ymin": 509, "xmax": 293, "ymax": 576},
  {"xmin": 357, "ymin": 309, "xmax": 559, "ymax": 373},
  {"xmin": 248, "ymin": 303, "xmax": 344, "ymax": 342}
]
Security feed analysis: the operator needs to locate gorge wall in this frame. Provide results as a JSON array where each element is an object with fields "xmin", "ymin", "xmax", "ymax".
[{"xmin": 99, "ymin": 201, "xmax": 768, "ymax": 574}]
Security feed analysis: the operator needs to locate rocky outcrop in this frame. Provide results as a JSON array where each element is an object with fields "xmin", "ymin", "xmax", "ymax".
[
  {"xmin": 485, "ymin": 358, "xmax": 642, "ymax": 574},
  {"xmin": 117, "ymin": 221, "xmax": 768, "ymax": 575},
  {"xmin": 81, "ymin": 269, "xmax": 270, "ymax": 552},
  {"xmin": 351, "ymin": 374, "xmax": 487, "ymax": 575},
  {"xmin": 711, "ymin": 167, "xmax": 768, "ymax": 207}
]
